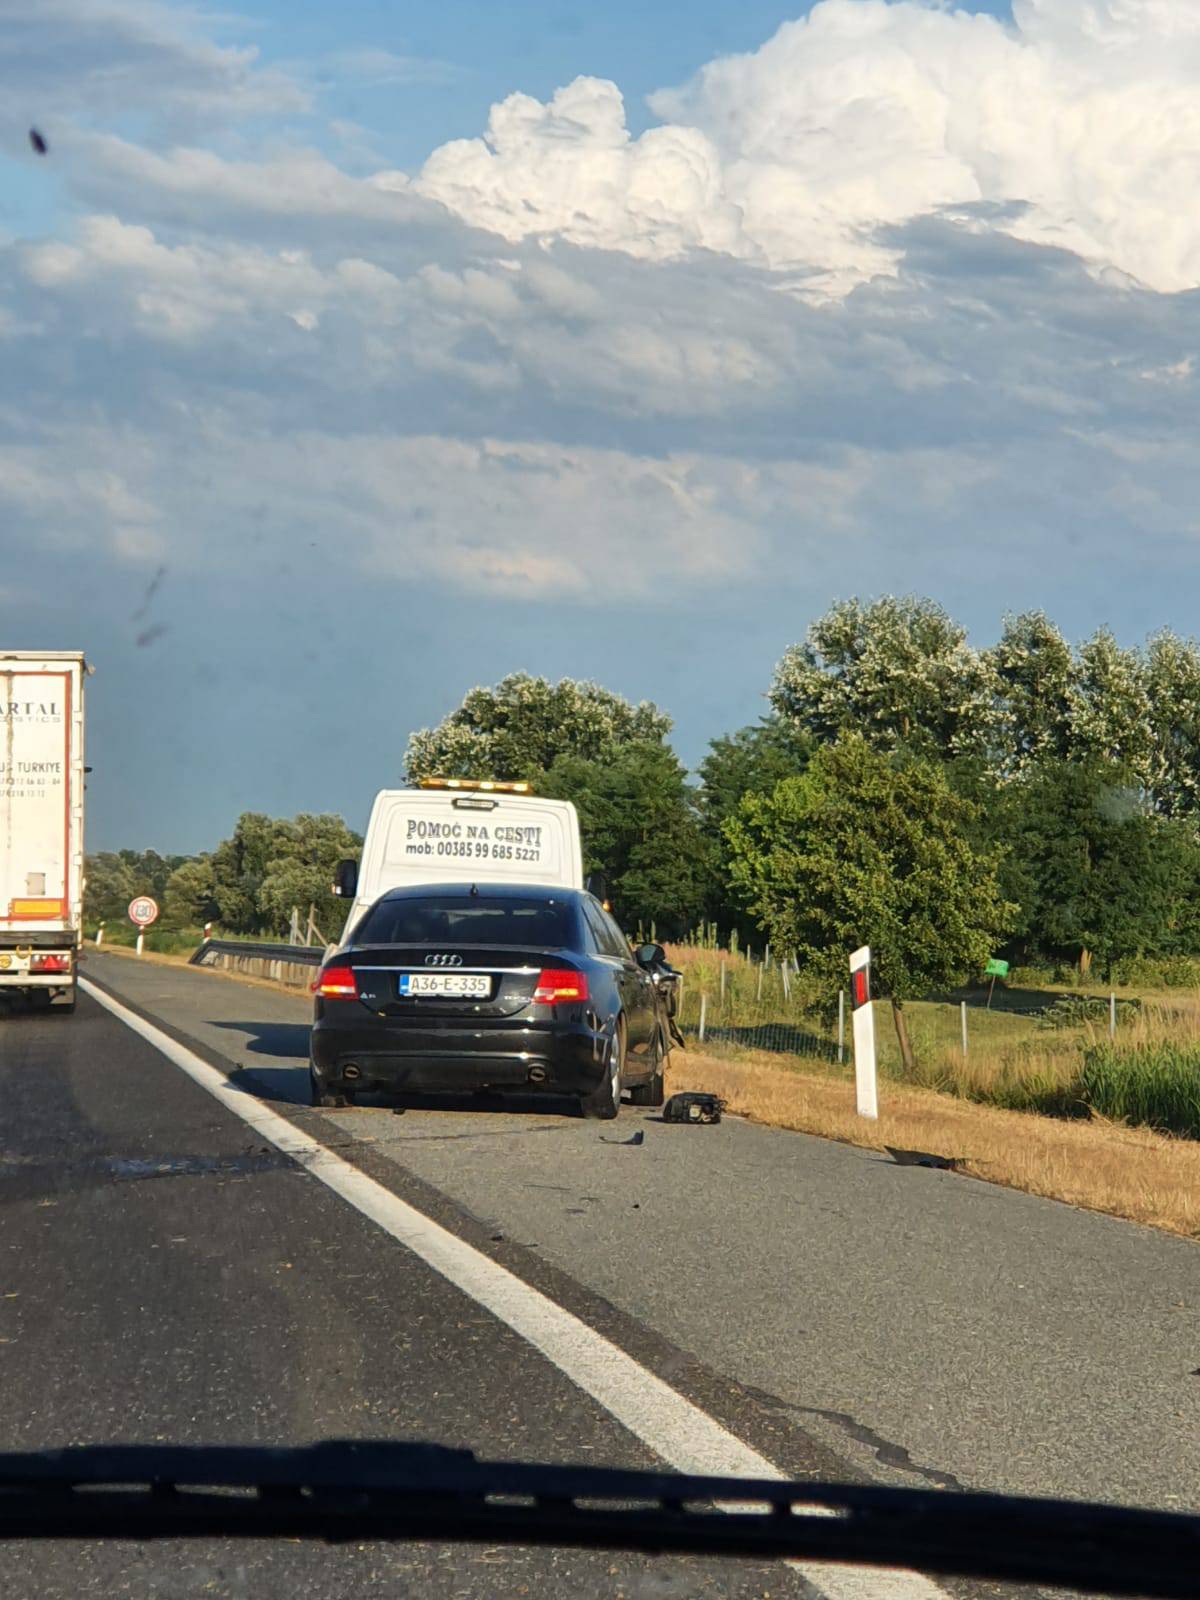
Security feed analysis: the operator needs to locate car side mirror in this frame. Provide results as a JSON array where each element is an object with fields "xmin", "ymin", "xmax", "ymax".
[
  {"xmin": 332, "ymin": 859, "xmax": 358, "ymax": 898},
  {"xmin": 635, "ymin": 942, "xmax": 665, "ymax": 969}
]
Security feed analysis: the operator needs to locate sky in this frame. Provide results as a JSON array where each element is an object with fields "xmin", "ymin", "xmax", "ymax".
[{"xmin": 6, "ymin": 0, "xmax": 1200, "ymax": 853}]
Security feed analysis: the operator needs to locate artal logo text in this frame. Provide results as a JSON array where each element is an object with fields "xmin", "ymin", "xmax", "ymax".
[{"xmin": 0, "ymin": 702, "xmax": 60, "ymax": 721}]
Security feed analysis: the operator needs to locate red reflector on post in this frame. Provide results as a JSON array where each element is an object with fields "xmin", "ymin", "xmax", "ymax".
[
  {"xmin": 31, "ymin": 953, "xmax": 71, "ymax": 973},
  {"xmin": 851, "ymin": 968, "xmax": 869, "ymax": 1009},
  {"xmin": 532, "ymin": 968, "xmax": 588, "ymax": 1005},
  {"xmin": 312, "ymin": 964, "xmax": 358, "ymax": 999}
]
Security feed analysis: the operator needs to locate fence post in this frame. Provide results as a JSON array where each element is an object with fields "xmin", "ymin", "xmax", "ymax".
[
  {"xmin": 961, "ymin": 1000, "xmax": 968, "ymax": 1057},
  {"xmin": 1109, "ymin": 992, "xmax": 1117, "ymax": 1039},
  {"xmin": 765, "ymin": 943, "xmax": 771, "ymax": 969},
  {"xmin": 838, "ymin": 990, "xmax": 845, "ymax": 1064},
  {"xmin": 699, "ymin": 992, "xmax": 707, "ymax": 1044},
  {"xmin": 720, "ymin": 963, "xmax": 726, "ymax": 1003},
  {"xmin": 288, "ymin": 906, "xmax": 300, "ymax": 946},
  {"xmin": 756, "ymin": 964, "xmax": 764, "ymax": 1002},
  {"xmin": 781, "ymin": 962, "xmax": 791, "ymax": 1002}
]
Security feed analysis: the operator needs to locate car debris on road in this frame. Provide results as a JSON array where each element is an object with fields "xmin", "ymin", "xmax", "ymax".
[
  {"xmin": 662, "ymin": 1092, "xmax": 724, "ymax": 1125},
  {"xmin": 885, "ymin": 1145, "xmax": 962, "ymax": 1170}
]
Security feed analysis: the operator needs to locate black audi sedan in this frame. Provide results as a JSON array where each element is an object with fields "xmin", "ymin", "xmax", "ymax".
[{"xmin": 308, "ymin": 883, "xmax": 664, "ymax": 1118}]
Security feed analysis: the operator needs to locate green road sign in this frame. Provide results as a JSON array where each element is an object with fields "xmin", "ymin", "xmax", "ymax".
[{"xmin": 984, "ymin": 958, "xmax": 1010, "ymax": 978}]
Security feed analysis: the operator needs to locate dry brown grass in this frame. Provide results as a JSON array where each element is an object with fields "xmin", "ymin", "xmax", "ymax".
[{"xmin": 664, "ymin": 1049, "xmax": 1200, "ymax": 1239}]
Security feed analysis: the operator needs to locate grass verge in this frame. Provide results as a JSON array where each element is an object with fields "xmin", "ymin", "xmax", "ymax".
[{"xmin": 665, "ymin": 1050, "xmax": 1200, "ymax": 1239}]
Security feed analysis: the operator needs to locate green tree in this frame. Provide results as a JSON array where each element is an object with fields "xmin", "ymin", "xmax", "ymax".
[
  {"xmin": 84, "ymin": 849, "xmax": 192, "ymax": 927},
  {"xmin": 256, "ymin": 813, "xmax": 362, "ymax": 939},
  {"xmin": 209, "ymin": 814, "xmax": 294, "ymax": 932},
  {"xmin": 541, "ymin": 743, "xmax": 708, "ymax": 938},
  {"xmin": 697, "ymin": 714, "xmax": 813, "ymax": 831},
  {"xmin": 724, "ymin": 735, "xmax": 1014, "ymax": 1074},
  {"xmin": 769, "ymin": 596, "xmax": 997, "ymax": 762},
  {"xmin": 162, "ymin": 856, "xmax": 220, "ymax": 931},
  {"xmin": 1002, "ymin": 759, "xmax": 1198, "ymax": 976},
  {"xmin": 1144, "ymin": 629, "xmax": 1200, "ymax": 818},
  {"xmin": 696, "ymin": 713, "xmax": 813, "ymax": 935},
  {"xmin": 404, "ymin": 673, "xmax": 672, "ymax": 783},
  {"xmin": 83, "ymin": 853, "xmax": 138, "ymax": 924},
  {"xmin": 1069, "ymin": 629, "xmax": 1152, "ymax": 781},
  {"xmin": 985, "ymin": 611, "xmax": 1075, "ymax": 775},
  {"xmin": 208, "ymin": 812, "xmax": 360, "ymax": 936}
]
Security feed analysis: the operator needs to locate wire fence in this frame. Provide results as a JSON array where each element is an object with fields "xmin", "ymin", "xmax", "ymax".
[
  {"xmin": 673, "ymin": 957, "xmax": 845, "ymax": 1064},
  {"xmin": 670, "ymin": 947, "xmax": 1144, "ymax": 1067}
]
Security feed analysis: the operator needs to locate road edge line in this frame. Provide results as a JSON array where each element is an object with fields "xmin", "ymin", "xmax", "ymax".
[{"xmin": 81, "ymin": 976, "xmax": 947, "ymax": 1600}]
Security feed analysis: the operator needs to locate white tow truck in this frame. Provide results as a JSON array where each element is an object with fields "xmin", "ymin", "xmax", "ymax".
[{"xmin": 332, "ymin": 778, "xmax": 588, "ymax": 939}]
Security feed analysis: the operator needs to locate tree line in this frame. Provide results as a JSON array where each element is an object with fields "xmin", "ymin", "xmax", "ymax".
[
  {"xmin": 89, "ymin": 598, "xmax": 1200, "ymax": 1058},
  {"xmin": 85, "ymin": 813, "xmax": 361, "ymax": 940}
]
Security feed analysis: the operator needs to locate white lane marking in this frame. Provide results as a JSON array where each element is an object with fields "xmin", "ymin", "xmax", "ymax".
[{"xmin": 82, "ymin": 978, "xmax": 946, "ymax": 1600}]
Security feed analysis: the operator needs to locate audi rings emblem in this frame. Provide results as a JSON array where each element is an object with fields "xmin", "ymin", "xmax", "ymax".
[{"xmin": 425, "ymin": 953, "xmax": 463, "ymax": 967}]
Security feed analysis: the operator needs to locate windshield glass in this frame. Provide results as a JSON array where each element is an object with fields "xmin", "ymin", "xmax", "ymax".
[
  {"xmin": 355, "ymin": 896, "xmax": 574, "ymax": 947},
  {"xmin": 8, "ymin": 2, "xmax": 1200, "ymax": 1597}
]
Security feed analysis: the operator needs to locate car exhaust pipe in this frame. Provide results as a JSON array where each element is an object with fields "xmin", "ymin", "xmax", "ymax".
[
  {"xmin": 342, "ymin": 1064, "xmax": 362, "ymax": 1082},
  {"xmin": 527, "ymin": 1064, "xmax": 547, "ymax": 1084}
]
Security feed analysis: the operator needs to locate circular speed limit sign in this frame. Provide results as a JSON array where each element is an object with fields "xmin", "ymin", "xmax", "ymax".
[{"xmin": 128, "ymin": 896, "xmax": 160, "ymax": 928}]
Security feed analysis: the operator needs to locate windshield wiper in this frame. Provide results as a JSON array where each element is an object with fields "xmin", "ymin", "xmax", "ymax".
[{"xmin": 2, "ymin": 1441, "xmax": 1197, "ymax": 1597}]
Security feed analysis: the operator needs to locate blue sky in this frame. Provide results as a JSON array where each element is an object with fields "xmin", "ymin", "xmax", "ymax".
[
  {"xmin": 251, "ymin": 1, "xmax": 1014, "ymax": 165},
  {"xmin": 5, "ymin": 0, "xmax": 1200, "ymax": 854}
]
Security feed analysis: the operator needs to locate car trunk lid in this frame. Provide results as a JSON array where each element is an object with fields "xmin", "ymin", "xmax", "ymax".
[{"xmin": 345, "ymin": 946, "xmax": 572, "ymax": 1020}]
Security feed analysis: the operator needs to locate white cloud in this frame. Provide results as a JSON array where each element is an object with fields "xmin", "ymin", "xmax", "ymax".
[
  {"xmin": 319, "ymin": 47, "xmax": 461, "ymax": 87},
  {"xmin": 7, "ymin": 0, "xmax": 1200, "ymax": 628},
  {"xmin": 1, "ymin": 0, "xmax": 306, "ymax": 134},
  {"xmin": 21, "ymin": 215, "xmax": 337, "ymax": 337},
  {"xmin": 68, "ymin": 134, "xmax": 430, "ymax": 230},
  {"xmin": 0, "ymin": 414, "xmax": 780, "ymax": 596},
  {"xmin": 415, "ymin": 0, "xmax": 1200, "ymax": 297}
]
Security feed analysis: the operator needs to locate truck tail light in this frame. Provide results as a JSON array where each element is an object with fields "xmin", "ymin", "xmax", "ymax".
[
  {"xmin": 31, "ymin": 953, "xmax": 71, "ymax": 973},
  {"xmin": 312, "ymin": 964, "xmax": 358, "ymax": 999},
  {"xmin": 532, "ymin": 968, "xmax": 588, "ymax": 1005}
]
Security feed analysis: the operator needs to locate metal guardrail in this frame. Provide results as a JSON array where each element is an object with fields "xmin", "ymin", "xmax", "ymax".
[{"xmin": 190, "ymin": 939, "xmax": 324, "ymax": 969}]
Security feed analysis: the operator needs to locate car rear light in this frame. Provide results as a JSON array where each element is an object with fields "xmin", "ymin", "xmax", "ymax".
[
  {"xmin": 312, "ymin": 964, "xmax": 358, "ymax": 999},
  {"xmin": 31, "ymin": 953, "xmax": 71, "ymax": 973},
  {"xmin": 532, "ymin": 968, "xmax": 588, "ymax": 1005}
]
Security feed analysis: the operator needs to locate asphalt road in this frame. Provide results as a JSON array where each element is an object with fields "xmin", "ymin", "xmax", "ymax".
[
  {"xmin": 4, "ymin": 949, "xmax": 1198, "ymax": 1598},
  {"xmin": 0, "ymin": 984, "xmax": 830, "ymax": 1599},
  {"xmin": 80, "ymin": 951, "xmax": 1200, "ymax": 1514}
]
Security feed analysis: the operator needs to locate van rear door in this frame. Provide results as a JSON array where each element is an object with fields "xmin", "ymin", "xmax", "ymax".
[{"xmin": 350, "ymin": 790, "xmax": 583, "ymax": 924}]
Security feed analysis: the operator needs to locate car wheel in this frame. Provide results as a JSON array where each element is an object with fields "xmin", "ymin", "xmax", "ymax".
[
  {"xmin": 310, "ymin": 1065, "xmax": 349, "ymax": 1109},
  {"xmin": 629, "ymin": 1026, "xmax": 666, "ymax": 1107},
  {"xmin": 581, "ymin": 1022, "xmax": 623, "ymax": 1120}
]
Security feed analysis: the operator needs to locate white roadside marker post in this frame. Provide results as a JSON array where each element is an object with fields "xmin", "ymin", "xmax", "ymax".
[
  {"xmin": 850, "ymin": 946, "xmax": 878, "ymax": 1119},
  {"xmin": 961, "ymin": 1000, "xmax": 968, "ymax": 1057}
]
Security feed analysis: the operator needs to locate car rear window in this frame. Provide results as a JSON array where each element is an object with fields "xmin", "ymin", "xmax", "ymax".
[{"xmin": 355, "ymin": 896, "xmax": 574, "ymax": 948}]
